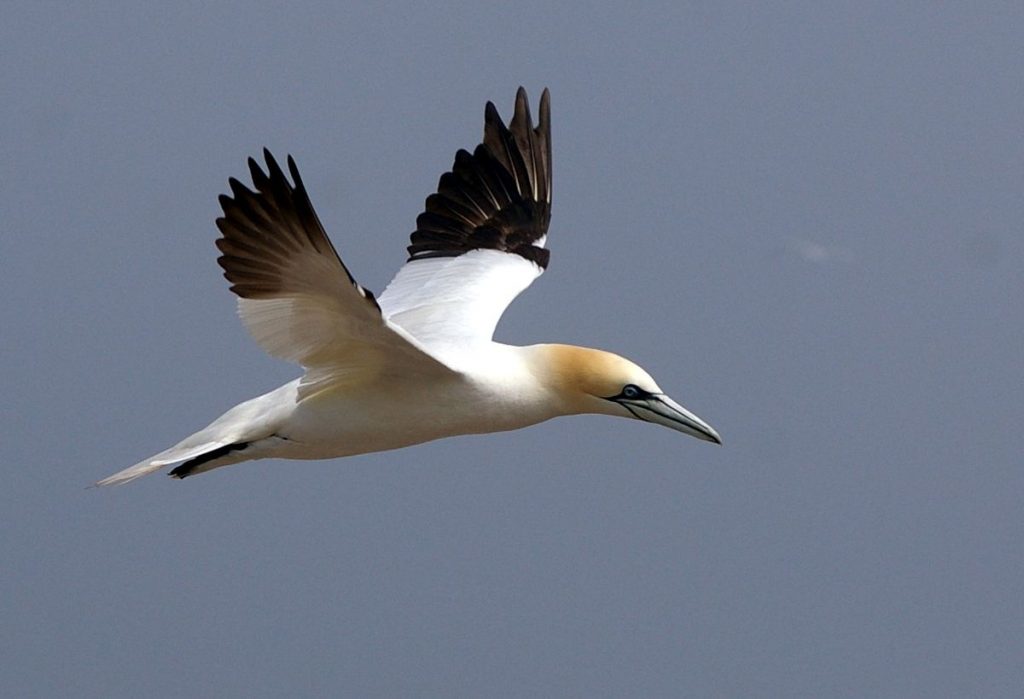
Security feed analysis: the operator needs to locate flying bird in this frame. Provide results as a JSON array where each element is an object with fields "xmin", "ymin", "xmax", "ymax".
[{"xmin": 98, "ymin": 88, "xmax": 720, "ymax": 486}]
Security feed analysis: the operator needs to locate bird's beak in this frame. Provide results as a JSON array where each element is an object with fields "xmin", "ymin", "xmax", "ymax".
[{"xmin": 623, "ymin": 394, "xmax": 722, "ymax": 444}]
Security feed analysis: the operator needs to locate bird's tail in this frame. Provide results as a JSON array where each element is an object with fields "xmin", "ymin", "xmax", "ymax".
[
  {"xmin": 95, "ymin": 440, "xmax": 238, "ymax": 486},
  {"xmin": 95, "ymin": 381, "xmax": 296, "ymax": 486}
]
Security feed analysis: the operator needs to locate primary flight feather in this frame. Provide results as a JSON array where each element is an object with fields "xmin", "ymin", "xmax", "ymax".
[{"xmin": 98, "ymin": 88, "xmax": 719, "ymax": 486}]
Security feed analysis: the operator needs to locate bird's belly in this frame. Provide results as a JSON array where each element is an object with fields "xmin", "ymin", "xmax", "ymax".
[{"xmin": 276, "ymin": 381, "xmax": 550, "ymax": 459}]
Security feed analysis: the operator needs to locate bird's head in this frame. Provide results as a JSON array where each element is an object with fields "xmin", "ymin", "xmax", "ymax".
[{"xmin": 532, "ymin": 344, "xmax": 721, "ymax": 444}]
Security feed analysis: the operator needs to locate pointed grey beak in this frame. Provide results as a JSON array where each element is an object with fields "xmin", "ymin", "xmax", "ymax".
[{"xmin": 623, "ymin": 394, "xmax": 722, "ymax": 444}]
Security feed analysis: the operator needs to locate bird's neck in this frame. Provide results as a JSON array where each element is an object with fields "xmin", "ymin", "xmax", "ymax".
[{"xmin": 516, "ymin": 343, "xmax": 627, "ymax": 416}]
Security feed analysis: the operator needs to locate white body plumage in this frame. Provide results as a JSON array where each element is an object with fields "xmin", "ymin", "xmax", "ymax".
[{"xmin": 98, "ymin": 89, "xmax": 719, "ymax": 486}]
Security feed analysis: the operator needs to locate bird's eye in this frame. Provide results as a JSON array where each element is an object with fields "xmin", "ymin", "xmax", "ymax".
[{"xmin": 622, "ymin": 384, "xmax": 642, "ymax": 399}]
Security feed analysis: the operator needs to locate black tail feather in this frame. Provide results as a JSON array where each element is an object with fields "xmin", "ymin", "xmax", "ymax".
[{"xmin": 169, "ymin": 442, "xmax": 249, "ymax": 479}]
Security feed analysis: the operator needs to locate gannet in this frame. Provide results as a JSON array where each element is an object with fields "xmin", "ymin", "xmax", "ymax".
[{"xmin": 97, "ymin": 88, "xmax": 720, "ymax": 486}]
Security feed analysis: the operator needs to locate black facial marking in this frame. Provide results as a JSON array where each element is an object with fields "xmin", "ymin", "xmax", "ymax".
[{"xmin": 605, "ymin": 384, "xmax": 653, "ymax": 402}]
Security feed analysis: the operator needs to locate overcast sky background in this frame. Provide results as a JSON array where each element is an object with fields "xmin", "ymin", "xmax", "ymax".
[{"xmin": 3, "ymin": 3, "xmax": 1022, "ymax": 697}]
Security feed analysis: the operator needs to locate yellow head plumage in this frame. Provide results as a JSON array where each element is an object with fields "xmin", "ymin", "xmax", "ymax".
[
  {"xmin": 524, "ymin": 343, "xmax": 721, "ymax": 443},
  {"xmin": 528, "ymin": 344, "xmax": 660, "ymax": 415}
]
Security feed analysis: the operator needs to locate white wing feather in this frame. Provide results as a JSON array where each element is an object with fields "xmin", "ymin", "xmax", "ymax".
[{"xmin": 379, "ymin": 248, "xmax": 543, "ymax": 351}]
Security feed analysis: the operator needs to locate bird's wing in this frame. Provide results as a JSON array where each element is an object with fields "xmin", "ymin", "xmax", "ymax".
[
  {"xmin": 216, "ymin": 150, "xmax": 457, "ymax": 397},
  {"xmin": 378, "ymin": 87, "xmax": 552, "ymax": 351}
]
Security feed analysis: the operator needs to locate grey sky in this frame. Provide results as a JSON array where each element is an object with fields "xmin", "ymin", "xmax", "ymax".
[{"xmin": 3, "ymin": 3, "xmax": 1022, "ymax": 696}]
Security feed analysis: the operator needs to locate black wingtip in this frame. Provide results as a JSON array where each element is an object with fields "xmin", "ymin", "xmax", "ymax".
[
  {"xmin": 511, "ymin": 89, "xmax": 533, "ymax": 133},
  {"xmin": 286, "ymin": 154, "xmax": 303, "ymax": 189},
  {"xmin": 484, "ymin": 100, "xmax": 502, "ymax": 128},
  {"xmin": 263, "ymin": 149, "xmax": 287, "ymax": 181},
  {"xmin": 247, "ymin": 155, "xmax": 268, "ymax": 188},
  {"xmin": 406, "ymin": 87, "xmax": 553, "ymax": 268}
]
